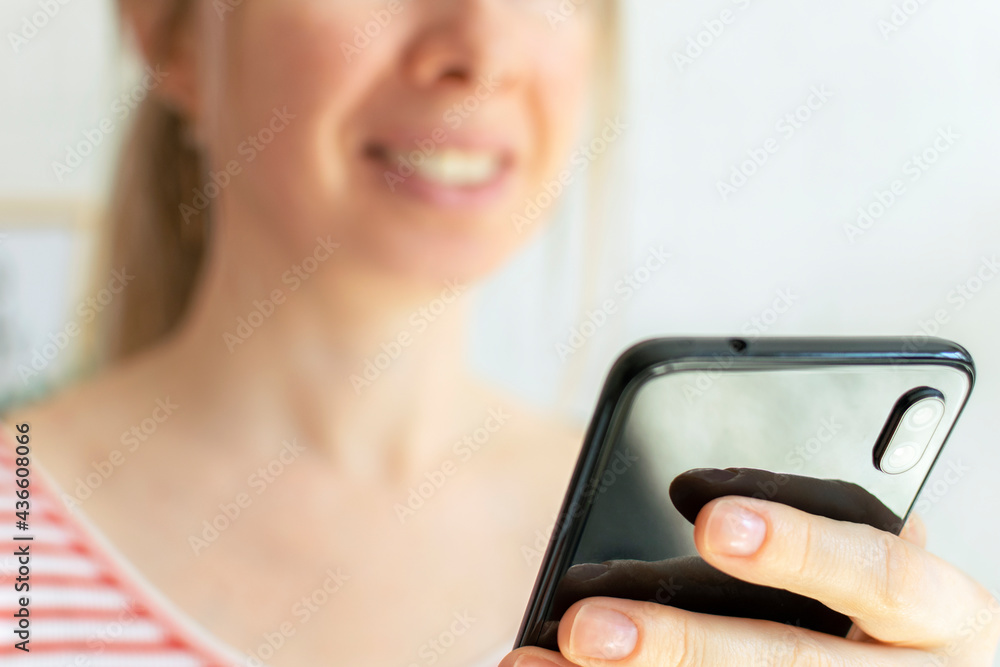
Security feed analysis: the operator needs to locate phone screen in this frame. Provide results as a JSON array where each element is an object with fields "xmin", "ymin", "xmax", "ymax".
[{"xmin": 520, "ymin": 361, "xmax": 972, "ymax": 649}]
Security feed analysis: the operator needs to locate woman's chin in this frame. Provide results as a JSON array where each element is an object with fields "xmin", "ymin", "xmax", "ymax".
[{"xmin": 355, "ymin": 225, "xmax": 521, "ymax": 285}]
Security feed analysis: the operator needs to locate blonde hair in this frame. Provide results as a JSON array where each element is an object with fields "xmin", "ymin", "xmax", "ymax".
[
  {"xmin": 96, "ymin": 0, "xmax": 623, "ymax": 370},
  {"xmin": 95, "ymin": 0, "xmax": 202, "ymax": 364}
]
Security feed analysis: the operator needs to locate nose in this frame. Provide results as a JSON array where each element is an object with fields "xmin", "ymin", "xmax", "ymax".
[{"xmin": 402, "ymin": 0, "xmax": 518, "ymax": 92}]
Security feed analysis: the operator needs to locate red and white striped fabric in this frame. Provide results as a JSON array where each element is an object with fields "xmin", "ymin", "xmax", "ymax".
[{"xmin": 0, "ymin": 424, "xmax": 242, "ymax": 666}]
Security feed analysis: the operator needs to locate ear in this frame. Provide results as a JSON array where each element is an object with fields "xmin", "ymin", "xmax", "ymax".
[{"xmin": 119, "ymin": 0, "xmax": 200, "ymax": 119}]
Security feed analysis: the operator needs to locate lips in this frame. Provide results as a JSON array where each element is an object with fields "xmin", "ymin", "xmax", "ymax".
[{"xmin": 363, "ymin": 135, "xmax": 516, "ymax": 207}]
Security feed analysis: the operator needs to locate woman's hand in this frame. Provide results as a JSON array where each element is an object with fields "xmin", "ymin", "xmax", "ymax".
[{"xmin": 502, "ymin": 498, "xmax": 1000, "ymax": 666}]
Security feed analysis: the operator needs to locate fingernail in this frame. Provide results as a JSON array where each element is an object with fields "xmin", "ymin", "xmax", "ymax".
[
  {"xmin": 569, "ymin": 604, "xmax": 638, "ymax": 660},
  {"xmin": 707, "ymin": 500, "xmax": 766, "ymax": 556}
]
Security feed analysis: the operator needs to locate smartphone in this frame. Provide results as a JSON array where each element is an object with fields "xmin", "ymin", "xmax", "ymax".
[{"xmin": 515, "ymin": 336, "xmax": 975, "ymax": 649}]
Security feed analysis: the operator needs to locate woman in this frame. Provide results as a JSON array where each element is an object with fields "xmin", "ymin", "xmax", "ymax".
[{"xmin": 5, "ymin": 0, "xmax": 998, "ymax": 665}]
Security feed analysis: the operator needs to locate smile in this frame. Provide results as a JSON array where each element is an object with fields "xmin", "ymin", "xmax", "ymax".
[{"xmin": 364, "ymin": 140, "xmax": 516, "ymax": 208}]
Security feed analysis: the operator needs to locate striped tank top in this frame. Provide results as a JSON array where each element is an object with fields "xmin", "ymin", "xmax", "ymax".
[
  {"xmin": 0, "ymin": 421, "xmax": 264, "ymax": 666},
  {"xmin": 0, "ymin": 422, "xmax": 513, "ymax": 666}
]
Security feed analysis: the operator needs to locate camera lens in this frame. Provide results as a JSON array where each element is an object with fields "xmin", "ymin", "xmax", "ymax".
[
  {"xmin": 887, "ymin": 443, "xmax": 918, "ymax": 470},
  {"xmin": 904, "ymin": 397, "xmax": 944, "ymax": 432}
]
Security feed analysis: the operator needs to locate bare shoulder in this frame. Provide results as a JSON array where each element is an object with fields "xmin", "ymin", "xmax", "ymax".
[{"xmin": 4, "ymin": 351, "xmax": 166, "ymax": 487}]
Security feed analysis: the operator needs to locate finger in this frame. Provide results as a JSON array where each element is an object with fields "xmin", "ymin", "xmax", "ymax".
[
  {"xmin": 555, "ymin": 596, "xmax": 931, "ymax": 666},
  {"xmin": 693, "ymin": 496, "xmax": 995, "ymax": 647},
  {"xmin": 498, "ymin": 646, "xmax": 576, "ymax": 667},
  {"xmin": 898, "ymin": 512, "xmax": 926, "ymax": 548},
  {"xmin": 843, "ymin": 513, "xmax": 928, "ymax": 644}
]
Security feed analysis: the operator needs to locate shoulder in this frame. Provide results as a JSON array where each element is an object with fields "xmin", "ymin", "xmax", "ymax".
[
  {"xmin": 1, "ymin": 349, "xmax": 167, "ymax": 492},
  {"xmin": 0, "ymin": 419, "xmax": 234, "ymax": 664}
]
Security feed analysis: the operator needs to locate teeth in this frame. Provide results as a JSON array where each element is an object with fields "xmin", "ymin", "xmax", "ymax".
[{"xmin": 408, "ymin": 149, "xmax": 502, "ymax": 186}]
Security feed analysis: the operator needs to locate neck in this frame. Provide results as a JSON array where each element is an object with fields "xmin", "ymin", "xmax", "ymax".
[{"xmin": 157, "ymin": 202, "xmax": 479, "ymax": 483}]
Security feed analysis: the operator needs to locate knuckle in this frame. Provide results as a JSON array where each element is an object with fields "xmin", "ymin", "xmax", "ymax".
[
  {"xmin": 787, "ymin": 516, "xmax": 818, "ymax": 581},
  {"xmin": 869, "ymin": 529, "xmax": 921, "ymax": 616},
  {"xmin": 771, "ymin": 627, "xmax": 839, "ymax": 667},
  {"xmin": 787, "ymin": 648, "xmax": 839, "ymax": 667},
  {"xmin": 643, "ymin": 607, "xmax": 703, "ymax": 667}
]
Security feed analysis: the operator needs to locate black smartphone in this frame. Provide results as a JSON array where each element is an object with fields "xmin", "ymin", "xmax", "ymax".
[{"xmin": 516, "ymin": 336, "xmax": 975, "ymax": 649}]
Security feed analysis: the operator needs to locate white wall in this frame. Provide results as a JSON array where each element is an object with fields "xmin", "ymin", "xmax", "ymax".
[
  {"xmin": 3, "ymin": 0, "xmax": 120, "ymax": 196},
  {"xmin": 1, "ymin": 0, "xmax": 121, "ymax": 402}
]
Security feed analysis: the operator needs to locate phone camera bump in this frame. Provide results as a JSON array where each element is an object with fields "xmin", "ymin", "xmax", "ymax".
[
  {"xmin": 904, "ymin": 397, "xmax": 945, "ymax": 432},
  {"xmin": 874, "ymin": 387, "xmax": 946, "ymax": 475}
]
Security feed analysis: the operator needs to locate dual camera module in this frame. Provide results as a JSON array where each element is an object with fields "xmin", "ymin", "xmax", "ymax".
[{"xmin": 874, "ymin": 387, "xmax": 947, "ymax": 475}]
